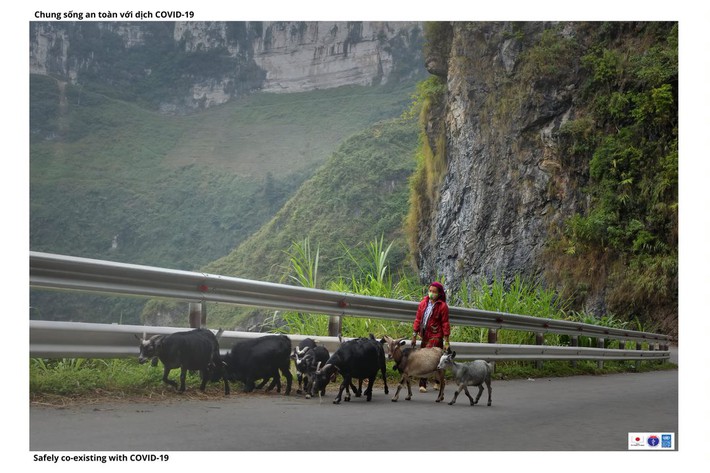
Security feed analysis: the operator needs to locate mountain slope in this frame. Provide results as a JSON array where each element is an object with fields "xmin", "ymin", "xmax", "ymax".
[
  {"xmin": 204, "ymin": 117, "xmax": 418, "ymax": 279},
  {"xmin": 30, "ymin": 77, "xmax": 419, "ymax": 324},
  {"xmin": 141, "ymin": 117, "xmax": 419, "ymax": 329}
]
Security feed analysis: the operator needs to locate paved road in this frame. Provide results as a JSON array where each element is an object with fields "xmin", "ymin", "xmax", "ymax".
[{"xmin": 30, "ymin": 369, "xmax": 677, "ymax": 451}]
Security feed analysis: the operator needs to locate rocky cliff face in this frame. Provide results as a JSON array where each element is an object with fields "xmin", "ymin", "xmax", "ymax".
[
  {"xmin": 254, "ymin": 22, "xmax": 419, "ymax": 92},
  {"xmin": 30, "ymin": 21, "xmax": 423, "ymax": 112},
  {"xmin": 414, "ymin": 22, "xmax": 678, "ymax": 334},
  {"xmin": 415, "ymin": 23, "xmax": 582, "ymax": 288}
]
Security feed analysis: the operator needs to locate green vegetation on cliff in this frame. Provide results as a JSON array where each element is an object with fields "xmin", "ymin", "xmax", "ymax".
[
  {"xmin": 405, "ymin": 22, "xmax": 677, "ymax": 335},
  {"xmin": 548, "ymin": 22, "xmax": 678, "ymax": 333},
  {"xmin": 404, "ymin": 75, "xmax": 447, "ymax": 259}
]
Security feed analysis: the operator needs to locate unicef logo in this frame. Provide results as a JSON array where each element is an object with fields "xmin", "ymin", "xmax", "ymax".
[{"xmin": 647, "ymin": 435, "xmax": 660, "ymax": 447}]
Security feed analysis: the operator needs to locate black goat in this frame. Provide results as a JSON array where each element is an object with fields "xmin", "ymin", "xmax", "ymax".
[
  {"xmin": 137, "ymin": 328, "xmax": 229, "ymax": 395},
  {"xmin": 221, "ymin": 334, "xmax": 293, "ymax": 395},
  {"xmin": 312, "ymin": 335, "xmax": 389, "ymax": 404}
]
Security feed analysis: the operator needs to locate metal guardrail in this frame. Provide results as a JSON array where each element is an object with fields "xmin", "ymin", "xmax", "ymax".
[
  {"xmin": 29, "ymin": 321, "xmax": 670, "ymax": 362},
  {"xmin": 29, "ymin": 321, "xmax": 329, "ymax": 358},
  {"xmin": 29, "ymin": 252, "xmax": 670, "ymax": 361}
]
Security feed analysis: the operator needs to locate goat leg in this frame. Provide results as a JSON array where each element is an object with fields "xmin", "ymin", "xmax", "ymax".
[
  {"xmin": 296, "ymin": 373, "xmax": 304, "ymax": 394},
  {"xmin": 354, "ymin": 379, "xmax": 363, "ymax": 397},
  {"xmin": 434, "ymin": 371, "xmax": 445, "ymax": 402},
  {"xmin": 365, "ymin": 375, "xmax": 374, "ymax": 401},
  {"xmin": 269, "ymin": 376, "xmax": 282, "ymax": 393},
  {"xmin": 199, "ymin": 368, "xmax": 209, "ymax": 392},
  {"xmin": 449, "ymin": 384, "xmax": 464, "ymax": 405},
  {"xmin": 334, "ymin": 378, "xmax": 347, "ymax": 404},
  {"xmin": 474, "ymin": 384, "xmax": 484, "ymax": 405},
  {"xmin": 392, "ymin": 377, "xmax": 406, "ymax": 402},
  {"xmin": 178, "ymin": 367, "xmax": 187, "ymax": 393},
  {"xmin": 464, "ymin": 385, "xmax": 476, "ymax": 405},
  {"xmin": 162, "ymin": 367, "xmax": 178, "ymax": 390},
  {"xmin": 283, "ymin": 369, "xmax": 292, "ymax": 395}
]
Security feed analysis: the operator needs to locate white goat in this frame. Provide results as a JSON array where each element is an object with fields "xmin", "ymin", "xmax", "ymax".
[{"xmin": 437, "ymin": 351, "xmax": 492, "ymax": 406}]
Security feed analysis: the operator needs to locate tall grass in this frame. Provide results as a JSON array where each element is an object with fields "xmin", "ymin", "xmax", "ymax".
[
  {"xmin": 275, "ymin": 237, "xmax": 418, "ymax": 338},
  {"xmin": 449, "ymin": 275, "xmax": 569, "ymax": 346},
  {"xmin": 274, "ymin": 238, "xmax": 654, "ymax": 353},
  {"xmin": 273, "ymin": 238, "xmax": 329, "ymax": 335},
  {"xmin": 282, "ymin": 237, "xmax": 320, "ymax": 289}
]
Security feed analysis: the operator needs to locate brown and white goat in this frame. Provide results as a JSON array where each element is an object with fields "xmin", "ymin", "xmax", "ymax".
[{"xmin": 381, "ymin": 335, "xmax": 445, "ymax": 402}]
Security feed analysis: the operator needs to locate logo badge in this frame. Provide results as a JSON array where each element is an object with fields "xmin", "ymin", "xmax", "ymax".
[{"xmin": 629, "ymin": 432, "xmax": 675, "ymax": 450}]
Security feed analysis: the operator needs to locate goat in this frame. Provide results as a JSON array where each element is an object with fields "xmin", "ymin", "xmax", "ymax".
[
  {"xmin": 312, "ymin": 335, "xmax": 387, "ymax": 404},
  {"xmin": 382, "ymin": 335, "xmax": 445, "ymax": 402},
  {"xmin": 137, "ymin": 328, "xmax": 228, "ymax": 395},
  {"xmin": 291, "ymin": 338, "xmax": 319, "ymax": 394},
  {"xmin": 437, "ymin": 351, "xmax": 492, "ymax": 406},
  {"xmin": 294, "ymin": 344, "xmax": 330, "ymax": 398},
  {"xmin": 221, "ymin": 334, "xmax": 293, "ymax": 395}
]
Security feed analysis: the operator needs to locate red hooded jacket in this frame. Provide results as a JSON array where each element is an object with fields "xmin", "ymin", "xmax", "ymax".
[{"xmin": 413, "ymin": 296, "xmax": 450, "ymax": 348}]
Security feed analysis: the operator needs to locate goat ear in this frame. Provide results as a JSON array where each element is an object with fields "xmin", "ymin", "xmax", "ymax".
[
  {"xmin": 451, "ymin": 351, "xmax": 457, "ymax": 359},
  {"xmin": 398, "ymin": 339, "xmax": 407, "ymax": 347}
]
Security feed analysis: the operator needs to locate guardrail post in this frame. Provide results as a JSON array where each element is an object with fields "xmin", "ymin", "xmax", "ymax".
[
  {"xmin": 597, "ymin": 338, "xmax": 605, "ymax": 369},
  {"xmin": 189, "ymin": 302, "xmax": 205, "ymax": 328},
  {"xmin": 661, "ymin": 342, "xmax": 668, "ymax": 364},
  {"xmin": 487, "ymin": 329, "xmax": 497, "ymax": 373},
  {"xmin": 535, "ymin": 332, "xmax": 544, "ymax": 370},
  {"xmin": 635, "ymin": 341, "xmax": 642, "ymax": 371},
  {"xmin": 571, "ymin": 336, "xmax": 578, "ymax": 369},
  {"xmin": 328, "ymin": 315, "xmax": 341, "ymax": 337}
]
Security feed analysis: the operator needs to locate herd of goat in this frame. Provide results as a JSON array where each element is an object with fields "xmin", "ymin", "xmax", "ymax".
[{"xmin": 136, "ymin": 328, "xmax": 493, "ymax": 406}]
